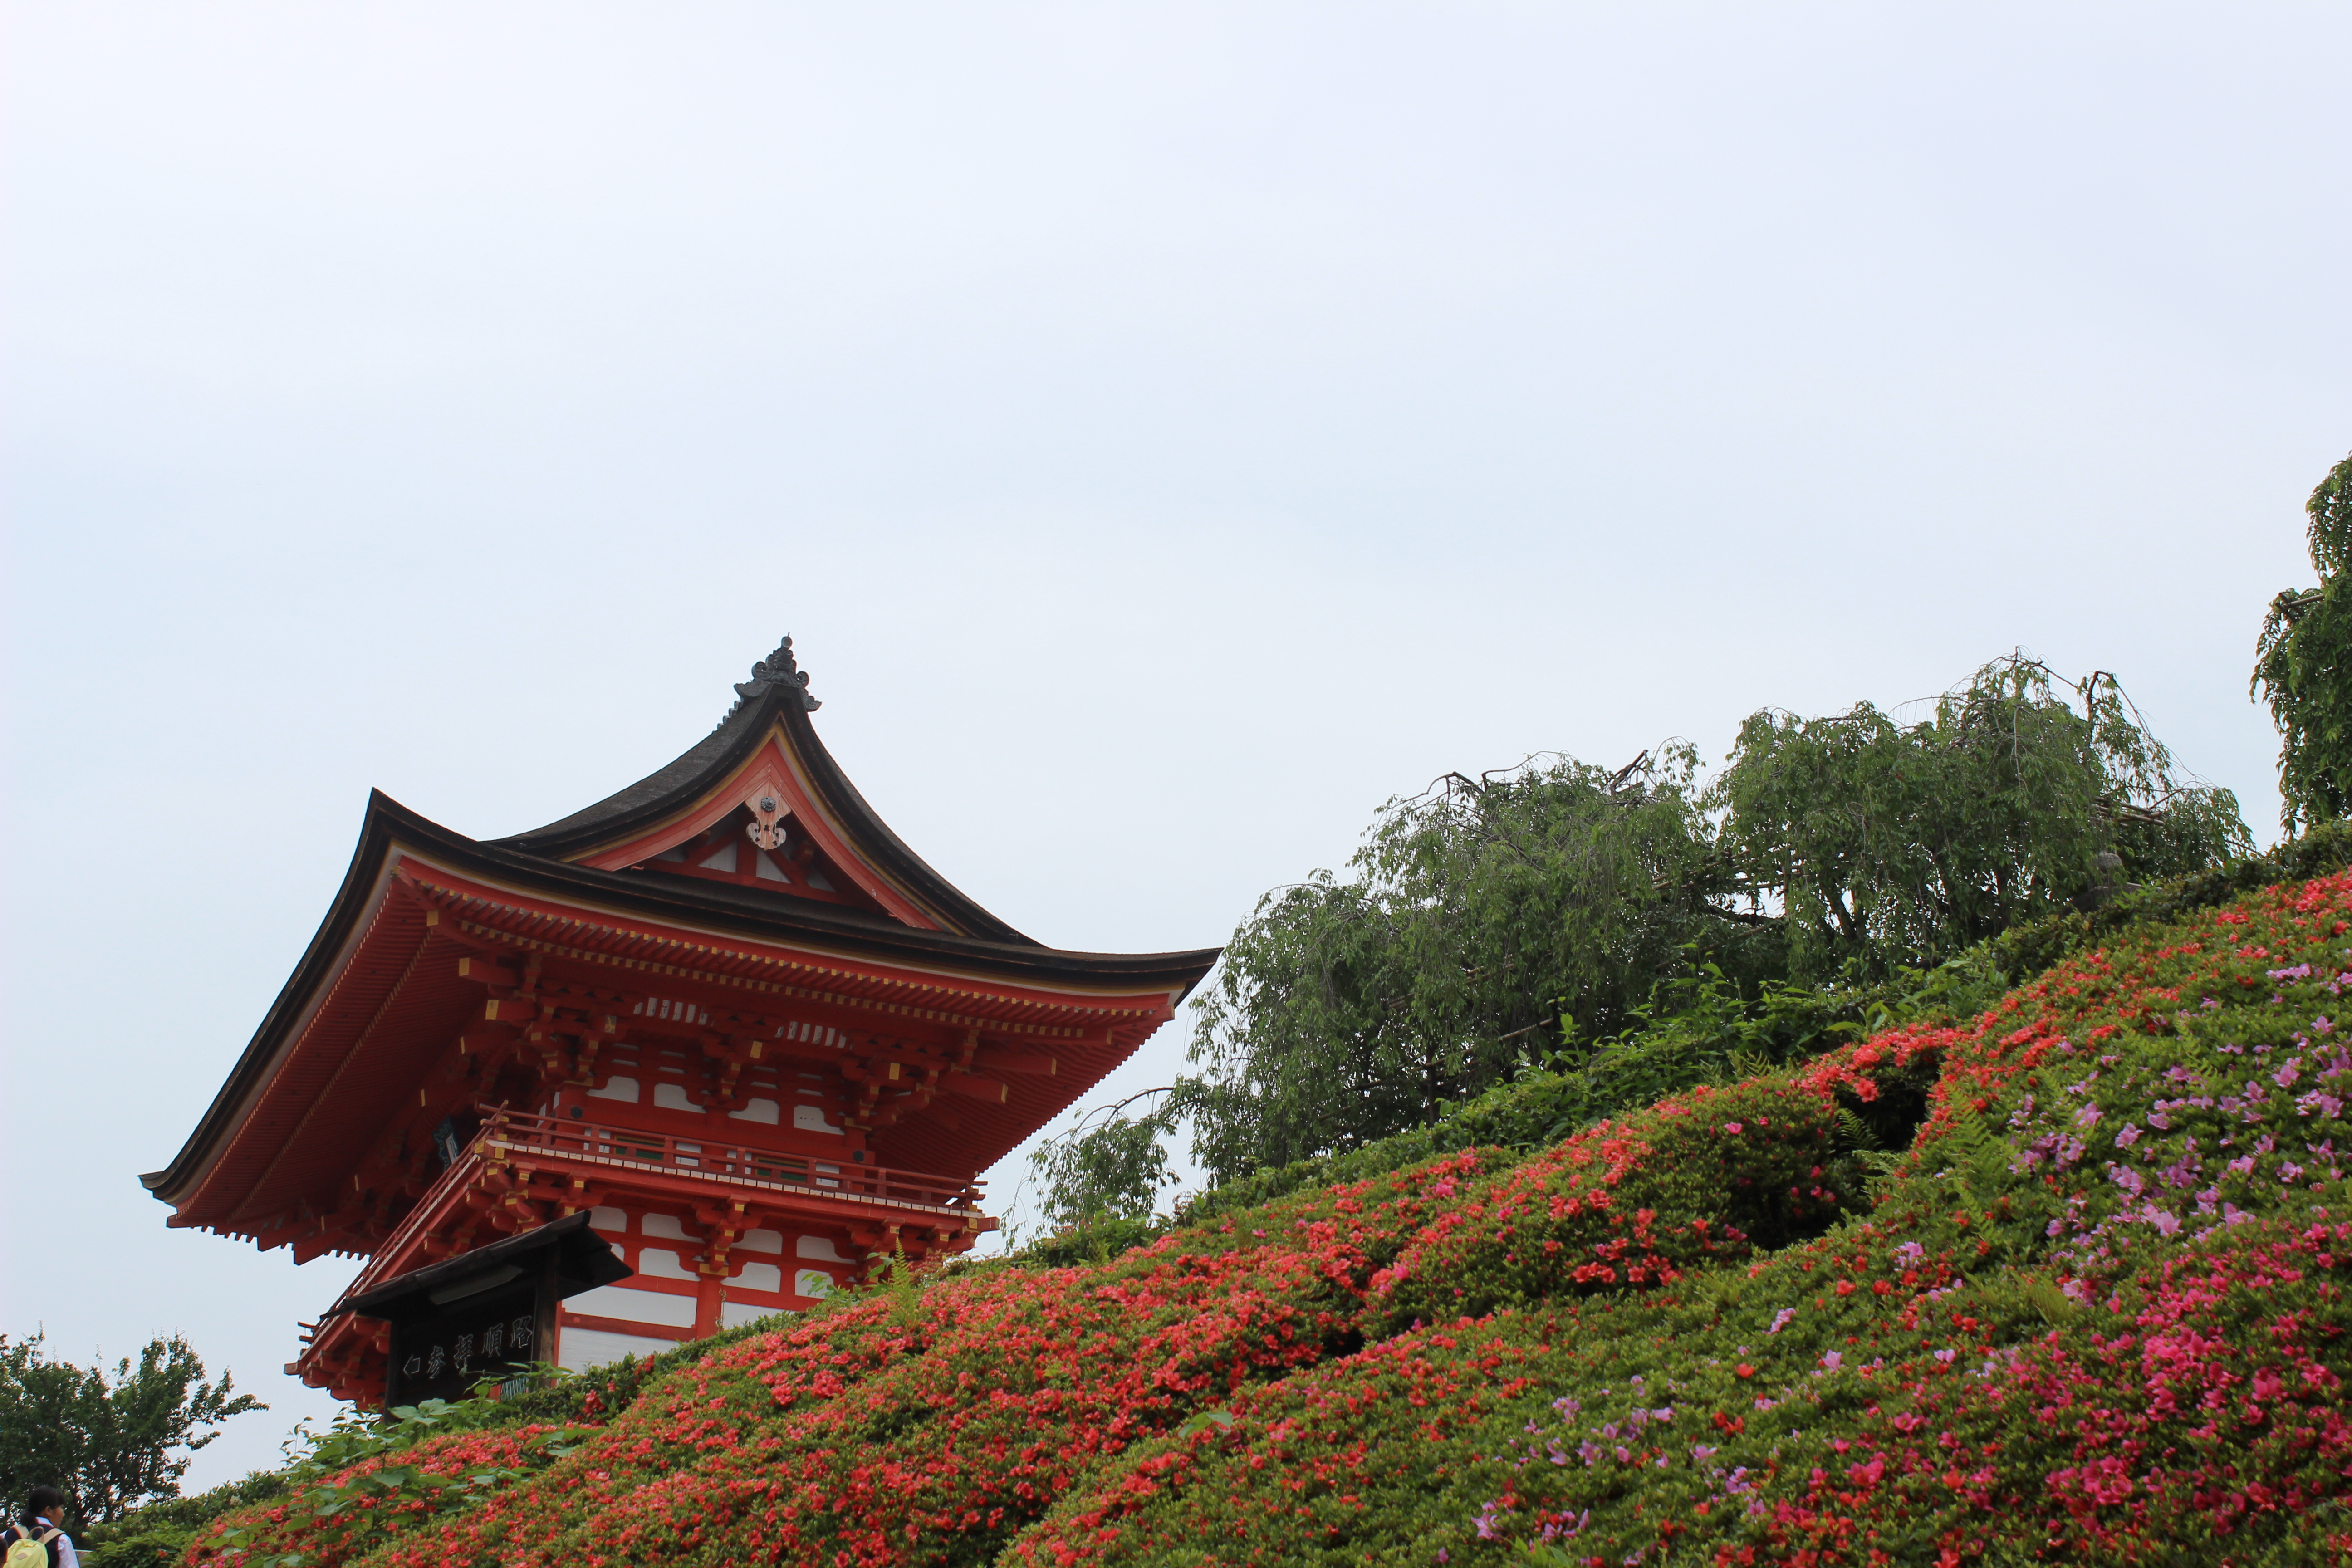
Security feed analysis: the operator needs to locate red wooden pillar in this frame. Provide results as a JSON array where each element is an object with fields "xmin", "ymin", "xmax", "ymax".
[{"xmin": 694, "ymin": 1271, "xmax": 725, "ymax": 1338}]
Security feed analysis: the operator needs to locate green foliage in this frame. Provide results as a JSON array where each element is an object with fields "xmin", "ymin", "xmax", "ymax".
[
  {"xmin": 1990, "ymin": 815, "xmax": 2352, "ymax": 981},
  {"xmin": 1367, "ymin": 1070, "xmax": 1875, "ymax": 1335},
  {"xmin": 1182, "ymin": 813, "xmax": 2351, "ymax": 1234},
  {"xmin": 1171, "ymin": 657, "xmax": 2244, "ymax": 1189},
  {"xmin": 1002, "ymin": 872, "xmax": 2352, "ymax": 1566},
  {"xmin": 1714, "ymin": 654, "xmax": 2249, "ymax": 980},
  {"xmin": 275, "ymin": 1377, "xmax": 560, "ymax": 1481},
  {"xmin": 1176, "ymin": 949, "xmax": 1994, "ymax": 1230},
  {"xmin": 867, "ymin": 1241, "xmax": 929, "ymax": 1328},
  {"xmin": 152, "ymin": 867, "xmax": 2352, "ymax": 1567},
  {"xmin": 152, "ymin": 1373, "xmax": 623, "ymax": 1568},
  {"xmin": 0, "ymin": 1332, "xmax": 264, "ymax": 1525},
  {"xmin": 1177, "ymin": 746, "xmax": 1761, "ymax": 1182},
  {"xmin": 76, "ymin": 1471, "xmax": 288, "ymax": 1568},
  {"xmin": 2254, "ymin": 447, "xmax": 2352, "ymax": 830},
  {"xmin": 1027, "ymin": 1101, "xmax": 1179, "ymax": 1230},
  {"xmin": 389, "ymin": 1305, "xmax": 819, "ymax": 1439},
  {"xmin": 89, "ymin": 1319, "xmax": 825, "ymax": 1564},
  {"xmin": 1013, "ymin": 1214, "xmax": 1166, "ymax": 1269},
  {"xmin": 200, "ymin": 1418, "xmax": 590, "ymax": 1568}
]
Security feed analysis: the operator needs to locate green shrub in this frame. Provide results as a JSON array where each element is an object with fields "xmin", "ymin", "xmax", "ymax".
[
  {"xmin": 1990, "ymin": 817, "xmax": 2352, "ymax": 980},
  {"xmin": 157, "ymin": 853, "xmax": 2352, "ymax": 1567},
  {"xmin": 998, "ymin": 862, "xmax": 2352, "ymax": 1565},
  {"xmin": 1368, "ymin": 1072, "xmax": 1885, "ymax": 1336},
  {"xmin": 78, "ymin": 1471, "xmax": 288, "ymax": 1568}
]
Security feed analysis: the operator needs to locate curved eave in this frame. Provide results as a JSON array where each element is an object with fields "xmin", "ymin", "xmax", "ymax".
[
  {"xmin": 143, "ymin": 790, "xmax": 1219, "ymax": 1209},
  {"xmin": 490, "ymin": 686, "xmax": 1034, "ymax": 945}
]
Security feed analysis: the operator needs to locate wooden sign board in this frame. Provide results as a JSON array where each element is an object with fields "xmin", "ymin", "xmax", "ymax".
[{"xmin": 384, "ymin": 1266, "xmax": 549, "ymax": 1406}]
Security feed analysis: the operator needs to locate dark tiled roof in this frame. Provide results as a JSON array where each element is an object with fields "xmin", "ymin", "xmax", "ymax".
[
  {"xmin": 140, "ymin": 639, "xmax": 1223, "ymax": 1223},
  {"xmin": 507, "ymin": 707, "xmax": 753, "ymax": 845},
  {"xmin": 494, "ymin": 637, "xmax": 1033, "ymax": 945},
  {"xmin": 142, "ymin": 789, "xmax": 1221, "ymax": 1209}
]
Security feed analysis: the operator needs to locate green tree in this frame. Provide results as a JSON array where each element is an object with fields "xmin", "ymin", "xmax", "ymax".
[
  {"xmin": 1712, "ymin": 655, "xmax": 2249, "ymax": 981},
  {"xmin": 1026, "ymin": 1092, "xmax": 1180, "ymax": 1229},
  {"xmin": 0, "ymin": 1333, "xmax": 264, "ymax": 1524},
  {"xmin": 2254, "ymin": 448, "xmax": 2352, "ymax": 831},
  {"xmin": 1171, "ymin": 746, "xmax": 1769, "ymax": 1183},
  {"xmin": 1159, "ymin": 657, "xmax": 2245, "ymax": 1191}
]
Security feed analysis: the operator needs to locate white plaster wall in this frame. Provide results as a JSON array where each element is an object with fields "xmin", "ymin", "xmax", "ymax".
[
  {"xmin": 635, "ymin": 1248, "xmax": 695, "ymax": 1280},
  {"xmin": 720, "ymin": 1300, "xmax": 781, "ymax": 1328},
  {"xmin": 567, "ymin": 1284, "xmax": 697, "ymax": 1327},
  {"xmin": 558, "ymin": 1325, "xmax": 679, "ymax": 1372},
  {"xmin": 728, "ymin": 1260, "xmax": 783, "ymax": 1292}
]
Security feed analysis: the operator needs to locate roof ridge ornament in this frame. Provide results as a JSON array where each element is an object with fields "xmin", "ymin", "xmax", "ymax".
[{"xmin": 725, "ymin": 636, "xmax": 821, "ymax": 724}]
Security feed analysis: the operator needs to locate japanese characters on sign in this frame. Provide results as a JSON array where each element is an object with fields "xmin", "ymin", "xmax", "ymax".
[{"xmin": 386, "ymin": 1277, "xmax": 544, "ymax": 1405}]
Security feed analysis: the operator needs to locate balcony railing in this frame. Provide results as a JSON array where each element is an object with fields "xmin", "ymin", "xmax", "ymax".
[
  {"xmin": 303, "ymin": 1106, "xmax": 988, "ymax": 1387},
  {"xmin": 478, "ymin": 1106, "xmax": 986, "ymax": 1218}
]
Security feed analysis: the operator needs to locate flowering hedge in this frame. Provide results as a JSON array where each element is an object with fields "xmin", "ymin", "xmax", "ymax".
[
  {"xmin": 185, "ymin": 868, "xmax": 2352, "ymax": 1567},
  {"xmin": 1369, "ymin": 1071, "xmax": 1903, "ymax": 1335},
  {"xmin": 185, "ymin": 1423, "xmax": 587, "ymax": 1568},
  {"xmin": 999, "ymin": 870, "xmax": 2352, "ymax": 1564},
  {"xmin": 1007, "ymin": 1215, "xmax": 2352, "ymax": 1566},
  {"xmin": 1007, "ymin": 1308, "xmax": 1584, "ymax": 1566},
  {"xmin": 211, "ymin": 1152, "xmax": 1489, "ymax": 1568}
]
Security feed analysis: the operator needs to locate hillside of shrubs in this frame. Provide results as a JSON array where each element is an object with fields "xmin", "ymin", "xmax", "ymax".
[{"xmin": 82, "ymin": 822, "xmax": 2352, "ymax": 1566}]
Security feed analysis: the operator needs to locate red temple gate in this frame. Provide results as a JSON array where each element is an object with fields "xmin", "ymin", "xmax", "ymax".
[{"xmin": 144, "ymin": 638, "xmax": 1217, "ymax": 1404}]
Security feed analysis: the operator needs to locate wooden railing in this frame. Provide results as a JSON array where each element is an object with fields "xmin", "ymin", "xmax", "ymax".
[
  {"xmin": 478, "ymin": 1106, "xmax": 985, "ymax": 1216},
  {"xmin": 323, "ymin": 1107, "xmax": 988, "ymax": 1328}
]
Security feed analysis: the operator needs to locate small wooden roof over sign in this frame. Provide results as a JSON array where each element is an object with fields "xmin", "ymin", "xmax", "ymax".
[{"xmin": 339, "ymin": 1212, "xmax": 629, "ymax": 1323}]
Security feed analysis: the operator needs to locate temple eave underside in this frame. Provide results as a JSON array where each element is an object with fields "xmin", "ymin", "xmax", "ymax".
[{"xmin": 164, "ymin": 867, "xmax": 1185, "ymax": 1265}]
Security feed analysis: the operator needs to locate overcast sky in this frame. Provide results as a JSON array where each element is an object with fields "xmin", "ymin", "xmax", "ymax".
[{"xmin": 5, "ymin": 2, "xmax": 2348, "ymax": 1492}]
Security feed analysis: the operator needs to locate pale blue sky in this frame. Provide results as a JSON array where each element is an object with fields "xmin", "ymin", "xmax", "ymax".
[{"xmin": 6, "ymin": 2, "xmax": 2348, "ymax": 1490}]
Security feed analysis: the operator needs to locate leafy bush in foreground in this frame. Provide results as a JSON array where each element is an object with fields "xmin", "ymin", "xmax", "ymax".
[
  {"xmin": 187, "ymin": 1423, "xmax": 587, "ymax": 1568},
  {"xmin": 1007, "ymin": 867, "xmax": 2352, "ymax": 1564},
  {"xmin": 1011, "ymin": 1214, "xmax": 2352, "ymax": 1567},
  {"xmin": 78, "ymin": 1471, "xmax": 288, "ymax": 1568},
  {"xmin": 183, "ymin": 862, "xmax": 2352, "ymax": 1566},
  {"xmin": 1369, "ymin": 1071, "xmax": 1877, "ymax": 1335}
]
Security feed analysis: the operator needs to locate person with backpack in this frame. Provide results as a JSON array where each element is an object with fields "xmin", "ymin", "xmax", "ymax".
[{"xmin": 6, "ymin": 1489, "xmax": 78, "ymax": 1568}]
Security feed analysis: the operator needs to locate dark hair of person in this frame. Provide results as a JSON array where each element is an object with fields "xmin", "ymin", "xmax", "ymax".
[{"xmin": 17, "ymin": 1487, "xmax": 67, "ymax": 1529}]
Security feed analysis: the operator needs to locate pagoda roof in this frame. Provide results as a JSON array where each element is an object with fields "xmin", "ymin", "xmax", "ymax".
[{"xmin": 142, "ymin": 639, "xmax": 1220, "ymax": 1247}]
